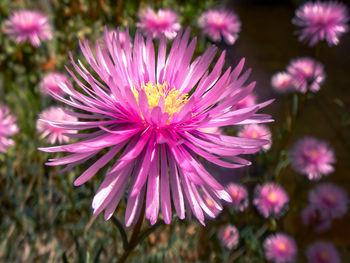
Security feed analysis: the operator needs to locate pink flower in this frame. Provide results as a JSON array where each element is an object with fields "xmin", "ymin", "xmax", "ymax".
[
  {"xmin": 253, "ymin": 183, "xmax": 289, "ymax": 218},
  {"xmin": 37, "ymin": 107, "xmax": 77, "ymax": 144},
  {"xmin": 306, "ymin": 241, "xmax": 341, "ymax": 263},
  {"xmin": 39, "ymin": 72, "xmax": 69, "ymax": 96},
  {"xmin": 234, "ymin": 93, "xmax": 257, "ymax": 110},
  {"xmin": 238, "ymin": 124, "xmax": 272, "ymax": 151},
  {"xmin": 271, "ymin": 72, "xmax": 294, "ymax": 93},
  {"xmin": 301, "ymin": 204, "xmax": 332, "ymax": 232},
  {"xmin": 198, "ymin": 9, "xmax": 241, "ymax": 45},
  {"xmin": 40, "ymin": 28, "xmax": 273, "ymax": 226},
  {"xmin": 136, "ymin": 7, "xmax": 181, "ymax": 39},
  {"xmin": 106, "ymin": 30, "xmax": 131, "ymax": 50},
  {"xmin": 3, "ymin": 10, "xmax": 53, "ymax": 47},
  {"xmin": 0, "ymin": 105, "xmax": 19, "ymax": 153},
  {"xmin": 263, "ymin": 233, "xmax": 298, "ymax": 263},
  {"xmin": 226, "ymin": 183, "xmax": 249, "ymax": 211},
  {"xmin": 287, "ymin": 57, "xmax": 325, "ymax": 93},
  {"xmin": 293, "ymin": 1, "xmax": 349, "ymax": 47},
  {"xmin": 217, "ymin": 224, "xmax": 239, "ymax": 250},
  {"xmin": 309, "ymin": 183, "xmax": 348, "ymax": 219},
  {"xmin": 289, "ymin": 137, "xmax": 335, "ymax": 180}
]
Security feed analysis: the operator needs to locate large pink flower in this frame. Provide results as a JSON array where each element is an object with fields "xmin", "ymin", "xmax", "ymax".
[
  {"xmin": 136, "ymin": 7, "xmax": 181, "ymax": 39},
  {"xmin": 39, "ymin": 72, "xmax": 69, "ymax": 96},
  {"xmin": 238, "ymin": 124, "xmax": 272, "ymax": 151},
  {"xmin": 289, "ymin": 137, "xmax": 335, "ymax": 180},
  {"xmin": 253, "ymin": 183, "xmax": 289, "ymax": 218},
  {"xmin": 4, "ymin": 10, "xmax": 53, "ymax": 47},
  {"xmin": 0, "ymin": 105, "xmax": 19, "ymax": 153},
  {"xmin": 306, "ymin": 241, "xmax": 341, "ymax": 263},
  {"xmin": 198, "ymin": 9, "xmax": 241, "ymax": 45},
  {"xmin": 287, "ymin": 57, "xmax": 325, "ymax": 93},
  {"xmin": 309, "ymin": 183, "xmax": 348, "ymax": 219},
  {"xmin": 263, "ymin": 233, "xmax": 298, "ymax": 263},
  {"xmin": 293, "ymin": 1, "xmax": 349, "ymax": 47},
  {"xmin": 37, "ymin": 107, "xmax": 77, "ymax": 144},
  {"xmin": 40, "ymin": 28, "xmax": 273, "ymax": 226}
]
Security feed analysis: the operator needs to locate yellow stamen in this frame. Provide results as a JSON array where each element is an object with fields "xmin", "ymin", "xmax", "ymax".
[
  {"xmin": 327, "ymin": 193, "xmax": 336, "ymax": 202},
  {"xmin": 132, "ymin": 82, "xmax": 188, "ymax": 122},
  {"xmin": 268, "ymin": 192, "xmax": 278, "ymax": 203},
  {"xmin": 251, "ymin": 131, "xmax": 259, "ymax": 138},
  {"xmin": 321, "ymin": 251, "xmax": 329, "ymax": 260},
  {"xmin": 278, "ymin": 242, "xmax": 287, "ymax": 251},
  {"xmin": 206, "ymin": 198, "xmax": 214, "ymax": 208}
]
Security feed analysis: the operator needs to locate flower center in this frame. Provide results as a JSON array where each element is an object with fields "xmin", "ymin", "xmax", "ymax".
[
  {"xmin": 133, "ymin": 81, "xmax": 188, "ymax": 121},
  {"xmin": 277, "ymin": 242, "xmax": 287, "ymax": 251},
  {"xmin": 320, "ymin": 251, "xmax": 329, "ymax": 261},
  {"xmin": 251, "ymin": 131, "xmax": 259, "ymax": 138},
  {"xmin": 267, "ymin": 192, "xmax": 278, "ymax": 203}
]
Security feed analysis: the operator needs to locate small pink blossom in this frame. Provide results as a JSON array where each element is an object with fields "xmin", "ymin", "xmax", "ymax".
[
  {"xmin": 226, "ymin": 183, "xmax": 249, "ymax": 211},
  {"xmin": 198, "ymin": 9, "xmax": 241, "ymax": 45},
  {"xmin": 287, "ymin": 57, "xmax": 325, "ymax": 93},
  {"xmin": 301, "ymin": 204, "xmax": 332, "ymax": 232},
  {"xmin": 40, "ymin": 72, "xmax": 69, "ymax": 96},
  {"xmin": 136, "ymin": 7, "xmax": 181, "ymax": 39},
  {"xmin": 3, "ymin": 10, "xmax": 53, "ymax": 47},
  {"xmin": 253, "ymin": 183, "xmax": 289, "ymax": 218},
  {"xmin": 271, "ymin": 72, "xmax": 294, "ymax": 93},
  {"xmin": 306, "ymin": 241, "xmax": 341, "ymax": 263},
  {"xmin": 37, "ymin": 107, "xmax": 77, "ymax": 144},
  {"xmin": 217, "ymin": 224, "xmax": 239, "ymax": 250},
  {"xmin": 238, "ymin": 124, "xmax": 272, "ymax": 151},
  {"xmin": 263, "ymin": 233, "xmax": 298, "ymax": 263},
  {"xmin": 309, "ymin": 183, "xmax": 348, "ymax": 219},
  {"xmin": 234, "ymin": 93, "xmax": 257, "ymax": 110},
  {"xmin": 289, "ymin": 137, "xmax": 335, "ymax": 180},
  {"xmin": 0, "ymin": 105, "xmax": 19, "ymax": 153},
  {"xmin": 293, "ymin": 1, "xmax": 349, "ymax": 47}
]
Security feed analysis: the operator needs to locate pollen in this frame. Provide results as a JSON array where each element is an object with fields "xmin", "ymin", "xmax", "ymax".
[{"xmin": 133, "ymin": 81, "xmax": 188, "ymax": 121}]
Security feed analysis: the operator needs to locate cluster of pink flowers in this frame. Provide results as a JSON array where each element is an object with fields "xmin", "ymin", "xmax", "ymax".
[
  {"xmin": 293, "ymin": 1, "xmax": 349, "ymax": 47},
  {"xmin": 39, "ymin": 28, "xmax": 273, "ymax": 226},
  {"xmin": 198, "ymin": 9, "xmax": 241, "ymax": 45},
  {"xmin": 0, "ymin": 105, "xmax": 19, "ymax": 153},
  {"xmin": 39, "ymin": 72, "xmax": 69, "ymax": 96},
  {"xmin": 136, "ymin": 8, "xmax": 181, "ymax": 39},
  {"xmin": 238, "ymin": 124, "xmax": 272, "ymax": 151},
  {"xmin": 271, "ymin": 57, "xmax": 325, "ymax": 94},
  {"xmin": 253, "ymin": 183, "xmax": 289, "ymax": 218},
  {"xmin": 226, "ymin": 183, "xmax": 249, "ymax": 212},
  {"xmin": 263, "ymin": 233, "xmax": 297, "ymax": 263},
  {"xmin": 217, "ymin": 224, "xmax": 239, "ymax": 250},
  {"xmin": 3, "ymin": 10, "xmax": 53, "ymax": 47},
  {"xmin": 306, "ymin": 241, "xmax": 341, "ymax": 263},
  {"xmin": 37, "ymin": 107, "xmax": 77, "ymax": 145},
  {"xmin": 289, "ymin": 137, "xmax": 335, "ymax": 180}
]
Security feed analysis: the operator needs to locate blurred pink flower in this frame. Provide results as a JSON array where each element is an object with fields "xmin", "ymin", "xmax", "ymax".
[
  {"xmin": 301, "ymin": 204, "xmax": 332, "ymax": 232},
  {"xmin": 226, "ymin": 183, "xmax": 249, "ymax": 211},
  {"xmin": 136, "ymin": 7, "xmax": 181, "ymax": 39},
  {"xmin": 306, "ymin": 241, "xmax": 341, "ymax": 263},
  {"xmin": 253, "ymin": 183, "xmax": 289, "ymax": 218},
  {"xmin": 287, "ymin": 57, "xmax": 325, "ymax": 93},
  {"xmin": 293, "ymin": 1, "xmax": 349, "ymax": 47},
  {"xmin": 238, "ymin": 124, "xmax": 272, "ymax": 151},
  {"xmin": 309, "ymin": 183, "xmax": 348, "ymax": 219},
  {"xmin": 217, "ymin": 224, "xmax": 239, "ymax": 250},
  {"xmin": 271, "ymin": 72, "xmax": 294, "ymax": 93},
  {"xmin": 289, "ymin": 137, "xmax": 335, "ymax": 180},
  {"xmin": 198, "ymin": 9, "xmax": 241, "ymax": 45},
  {"xmin": 40, "ymin": 28, "xmax": 273, "ymax": 226},
  {"xmin": 4, "ymin": 10, "xmax": 53, "ymax": 47},
  {"xmin": 263, "ymin": 233, "xmax": 297, "ymax": 263},
  {"xmin": 0, "ymin": 105, "xmax": 19, "ymax": 153},
  {"xmin": 40, "ymin": 72, "xmax": 69, "ymax": 96},
  {"xmin": 37, "ymin": 107, "xmax": 77, "ymax": 144},
  {"xmin": 234, "ymin": 92, "xmax": 257, "ymax": 110}
]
